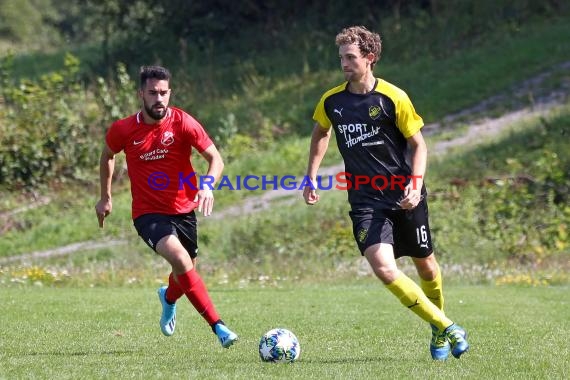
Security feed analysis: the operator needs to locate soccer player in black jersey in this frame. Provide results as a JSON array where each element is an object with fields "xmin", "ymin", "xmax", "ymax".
[{"xmin": 303, "ymin": 26, "xmax": 469, "ymax": 360}]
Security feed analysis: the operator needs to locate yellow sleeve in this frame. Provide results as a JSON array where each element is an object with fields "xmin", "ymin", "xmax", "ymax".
[
  {"xmin": 312, "ymin": 94, "xmax": 332, "ymax": 129},
  {"xmin": 396, "ymin": 92, "xmax": 424, "ymax": 138}
]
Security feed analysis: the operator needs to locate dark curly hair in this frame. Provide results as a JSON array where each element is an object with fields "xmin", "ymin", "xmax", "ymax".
[{"xmin": 335, "ymin": 26, "xmax": 382, "ymax": 68}]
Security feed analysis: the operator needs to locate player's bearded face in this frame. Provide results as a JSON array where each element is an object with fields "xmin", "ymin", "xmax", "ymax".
[
  {"xmin": 141, "ymin": 79, "xmax": 171, "ymax": 121},
  {"xmin": 144, "ymin": 99, "xmax": 167, "ymax": 120}
]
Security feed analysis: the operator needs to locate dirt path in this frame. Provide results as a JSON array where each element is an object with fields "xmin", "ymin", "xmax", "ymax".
[
  {"xmin": 2, "ymin": 61, "xmax": 568, "ymax": 264},
  {"xmin": 211, "ymin": 60, "xmax": 570, "ymax": 219}
]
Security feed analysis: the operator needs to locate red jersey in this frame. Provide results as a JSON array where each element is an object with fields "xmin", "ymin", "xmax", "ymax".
[{"xmin": 106, "ymin": 107, "xmax": 213, "ymax": 219}]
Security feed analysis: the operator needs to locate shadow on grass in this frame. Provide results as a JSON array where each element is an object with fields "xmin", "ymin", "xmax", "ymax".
[
  {"xmin": 10, "ymin": 349, "xmax": 142, "ymax": 357},
  {"xmin": 300, "ymin": 355, "xmax": 399, "ymax": 364}
]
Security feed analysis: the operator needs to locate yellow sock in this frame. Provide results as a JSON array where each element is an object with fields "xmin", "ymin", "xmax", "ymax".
[
  {"xmin": 420, "ymin": 266, "xmax": 445, "ymax": 311},
  {"xmin": 386, "ymin": 273, "xmax": 452, "ymax": 331}
]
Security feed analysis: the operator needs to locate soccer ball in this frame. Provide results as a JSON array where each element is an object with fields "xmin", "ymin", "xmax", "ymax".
[{"xmin": 259, "ymin": 328, "xmax": 301, "ymax": 363}]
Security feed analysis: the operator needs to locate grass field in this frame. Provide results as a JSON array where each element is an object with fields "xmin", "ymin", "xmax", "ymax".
[
  {"xmin": 0, "ymin": 283, "xmax": 568, "ymax": 379},
  {"xmin": 1, "ymin": 9, "xmax": 568, "ymax": 380}
]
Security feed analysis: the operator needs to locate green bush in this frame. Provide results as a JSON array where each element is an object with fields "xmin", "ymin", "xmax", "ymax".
[
  {"xmin": 429, "ymin": 110, "xmax": 570, "ymax": 264},
  {"xmin": 475, "ymin": 149, "xmax": 569, "ymax": 260},
  {"xmin": 0, "ymin": 55, "xmax": 136, "ymax": 189}
]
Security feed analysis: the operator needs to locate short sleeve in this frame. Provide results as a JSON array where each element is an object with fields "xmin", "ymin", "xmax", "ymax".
[
  {"xmin": 396, "ymin": 93, "xmax": 424, "ymax": 138},
  {"xmin": 105, "ymin": 121, "xmax": 125, "ymax": 153},
  {"xmin": 312, "ymin": 95, "xmax": 332, "ymax": 130},
  {"xmin": 182, "ymin": 113, "xmax": 213, "ymax": 152}
]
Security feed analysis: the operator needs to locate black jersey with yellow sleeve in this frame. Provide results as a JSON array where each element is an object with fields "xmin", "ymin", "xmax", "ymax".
[{"xmin": 313, "ymin": 78, "xmax": 425, "ymax": 210}]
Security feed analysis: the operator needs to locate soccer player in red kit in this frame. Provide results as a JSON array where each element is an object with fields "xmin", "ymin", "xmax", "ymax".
[{"xmin": 95, "ymin": 65, "xmax": 238, "ymax": 348}]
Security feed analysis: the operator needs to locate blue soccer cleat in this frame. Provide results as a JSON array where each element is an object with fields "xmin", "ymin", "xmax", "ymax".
[
  {"xmin": 157, "ymin": 286, "xmax": 176, "ymax": 336},
  {"xmin": 214, "ymin": 322, "xmax": 238, "ymax": 348},
  {"xmin": 444, "ymin": 323, "xmax": 469, "ymax": 358},
  {"xmin": 430, "ymin": 324, "xmax": 451, "ymax": 361}
]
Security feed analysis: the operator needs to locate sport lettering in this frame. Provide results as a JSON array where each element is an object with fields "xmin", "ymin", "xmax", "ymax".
[{"xmin": 337, "ymin": 123, "xmax": 368, "ymax": 134}]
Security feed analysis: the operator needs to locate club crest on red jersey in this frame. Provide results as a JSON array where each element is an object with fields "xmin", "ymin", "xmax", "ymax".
[{"xmin": 161, "ymin": 131, "xmax": 174, "ymax": 146}]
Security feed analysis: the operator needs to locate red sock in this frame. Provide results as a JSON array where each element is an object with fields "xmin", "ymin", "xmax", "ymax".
[
  {"xmin": 176, "ymin": 269, "xmax": 220, "ymax": 325},
  {"xmin": 165, "ymin": 272, "xmax": 184, "ymax": 303}
]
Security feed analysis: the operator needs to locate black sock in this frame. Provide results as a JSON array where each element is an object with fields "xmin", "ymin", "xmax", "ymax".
[{"xmin": 211, "ymin": 319, "xmax": 223, "ymax": 333}]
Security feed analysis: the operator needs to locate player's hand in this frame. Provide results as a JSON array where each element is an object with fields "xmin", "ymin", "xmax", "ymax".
[
  {"xmin": 95, "ymin": 199, "xmax": 112, "ymax": 228},
  {"xmin": 303, "ymin": 185, "xmax": 320, "ymax": 205},
  {"xmin": 398, "ymin": 183, "xmax": 423, "ymax": 210},
  {"xmin": 195, "ymin": 188, "xmax": 214, "ymax": 216}
]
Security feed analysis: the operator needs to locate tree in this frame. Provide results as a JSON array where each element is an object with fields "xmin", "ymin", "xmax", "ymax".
[{"xmin": 0, "ymin": 0, "xmax": 62, "ymax": 53}]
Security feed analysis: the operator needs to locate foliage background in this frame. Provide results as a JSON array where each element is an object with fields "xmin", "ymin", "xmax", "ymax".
[{"xmin": 0, "ymin": 0, "xmax": 568, "ymax": 284}]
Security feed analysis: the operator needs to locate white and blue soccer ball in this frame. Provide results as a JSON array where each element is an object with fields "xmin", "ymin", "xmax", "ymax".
[{"xmin": 259, "ymin": 328, "xmax": 301, "ymax": 363}]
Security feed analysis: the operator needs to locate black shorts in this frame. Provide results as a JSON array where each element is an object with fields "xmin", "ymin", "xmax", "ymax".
[
  {"xmin": 133, "ymin": 211, "xmax": 199, "ymax": 258},
  {"xmin": 349, "ymin": 198, "xmax": 433, "ymax": 259}
]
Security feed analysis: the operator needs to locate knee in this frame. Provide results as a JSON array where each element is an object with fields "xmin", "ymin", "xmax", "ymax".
[
  {"xmin": 416, "ymin": 257, "xmax": 439, "ymax": 281},
  {"xmin": 173, "ymin": 253, "xmax": 195, "ymax": 272},
  {"xmin": 156, "ymin": 236, "xmax": 193, "ymax": 270},
  {"xmin": 373, "ymin": 266, "xmax": 399, "ymax": 284}
]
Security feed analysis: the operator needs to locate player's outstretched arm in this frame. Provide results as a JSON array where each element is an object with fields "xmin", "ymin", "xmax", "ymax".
[
  {"xmin": 399, "ymin": 132, "xmax": 427, "ymax": 210},
  {"xmin": 304, "ymin": 124, "xmax": 331, "ymax": 205},
  {"xmin": 95, "ymin": 144, "xmax": 116, "ymax": 228},
  {"xmin": 195, "ymin": 144, "xmax": 224, "ymax": 216}
]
